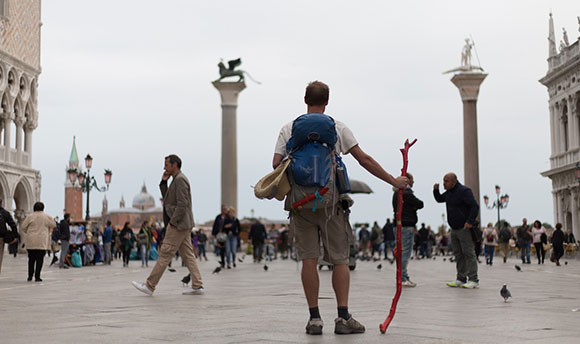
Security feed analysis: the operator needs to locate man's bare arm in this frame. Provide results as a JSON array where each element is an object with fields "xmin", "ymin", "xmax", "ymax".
[
  {"xmin": 272, "ymin": 153, "xmax": 284, "ymax": 169},
  {"xmin": 348, "ymin": 145, "xmax": 407, "ymax": 189}
]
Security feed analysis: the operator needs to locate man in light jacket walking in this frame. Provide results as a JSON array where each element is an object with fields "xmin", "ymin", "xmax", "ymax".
[{"xmin": 132, "ymin": 154, "xmax": 204, "ymax": 295}]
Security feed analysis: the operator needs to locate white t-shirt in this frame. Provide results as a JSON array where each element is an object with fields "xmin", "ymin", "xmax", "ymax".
[{"xmin": 274, "ymin": 116, "xmax": 358, "ymax": 157}]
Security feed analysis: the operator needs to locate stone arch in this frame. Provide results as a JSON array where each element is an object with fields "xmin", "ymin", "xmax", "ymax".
[
  {"xmin": 7, "ymin": 68, "xmax": 17, "ymax": 95},
  {"xmin": 0, "ymin": 171, "xmax": 9, "ymax": 207},
  {"xmin": 0, "ymin": 63, "xmax": 5, "ymax": 91},
  {"xmin": 12, "ymin": 177, "xmax": 33, "ymax": 222},
  {"xmin": 29, "ymin": 78, "xmax": 36, "ymax": 101}
]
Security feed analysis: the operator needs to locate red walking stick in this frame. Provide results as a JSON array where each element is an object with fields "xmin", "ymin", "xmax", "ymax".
[{"xmin": 380, "ymin": 138, "xmax": 417, "ymax": 334}]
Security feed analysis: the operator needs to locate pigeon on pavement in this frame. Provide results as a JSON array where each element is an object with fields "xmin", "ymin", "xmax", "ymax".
[
  {"xmin": 263, "ymin": 264, "xmax": 269, "ymax": 271},
  {"xmin": 168, "ymin": 268, "xmax": 176, "ymax": 272},
  {"xmin": 181, "ymin": 274, "xmax": 191, "ymax": 286},
  {"xmin": 212, "ymin": 267, "xmax": 222, "ymax": 274},
  {"xmin": 500, "ymin": 284, "xmax": 511, "ymax": 302},
  {"xmin": 377, "ymin": 264, "xmax": 382, "ymax": 270},
  {"xmin": 515, "ymin": 264, "xmax": 521, "ymax": 272}
]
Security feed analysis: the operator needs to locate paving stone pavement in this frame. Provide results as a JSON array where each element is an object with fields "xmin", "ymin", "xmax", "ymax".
[{"xmin": 0, "ymin": 252, "xmax": 579, "ymax": 344}]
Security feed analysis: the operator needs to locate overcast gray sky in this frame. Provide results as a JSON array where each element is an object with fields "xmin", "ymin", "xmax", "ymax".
[{"xmin": 35, "ymin": 1, "xmax": 579, "ymax": 228}]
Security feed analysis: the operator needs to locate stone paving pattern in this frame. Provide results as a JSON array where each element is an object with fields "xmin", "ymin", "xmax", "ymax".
[{"xmin": 0, "ymin": 252, "xmax": 579, "ymax": 343}]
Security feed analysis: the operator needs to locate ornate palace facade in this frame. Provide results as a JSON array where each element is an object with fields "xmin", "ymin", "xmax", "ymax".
[
  {"xmin": 0, "ymin": 0, "xmax": 41, "ymax": 224},
  {"xmin": 540, "ymin": 13, "xmax": 580, "ymax": 240}
]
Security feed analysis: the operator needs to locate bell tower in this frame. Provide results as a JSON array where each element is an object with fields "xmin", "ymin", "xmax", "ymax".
[{"xmin": 64, "ymin": 137, "xmax": 83, "ymax": 221}]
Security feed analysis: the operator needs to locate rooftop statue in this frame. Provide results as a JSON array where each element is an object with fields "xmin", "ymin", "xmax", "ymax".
[
  {"xmin": 215, "ymin": 58, "xmax": 261, "ymax": 84},
  {"xmin": 443, "ymin": 38, "xmax": 484, "ymax": 74},
  {"xmin": 562, "ymin": 28, "xmax": 570, "ymax": 47}
]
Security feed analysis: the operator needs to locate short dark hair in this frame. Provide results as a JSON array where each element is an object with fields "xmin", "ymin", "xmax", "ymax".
[
  {"xmin": 556, "ymin": 223, "xmax": 562, "ymax": 230},
  {"xmin": 33, "ymin": 202, "xmax": 44, "ymax": 211},
  {"xmin": 165, "ymin": 154, "xmax": 182, "ymax": 169},
  {"xmin": 64, "ymin": 213, "xmax": 70, "ymax": 220},
  {"xmin": 304, "ymin": 81, "xmax": 329, "ymax": 106},
  {"xmin": 107, "ymin": 220, "xmax": 111, "ymax": 226}
]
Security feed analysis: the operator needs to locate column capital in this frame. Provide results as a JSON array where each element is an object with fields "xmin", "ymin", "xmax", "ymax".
[
  {"xmin": 1, "ymin": 111, "xmax": 14, "ymax": 121},
  {"xmin": 24, "ymin": 118, "xmax": 38, "ymax": 130},
  {"xmin": 212, "ymin": 81, "xmax": 246, "ymax": 106},
  {"xmin": 450, "ymin": 72, "xmax": 488, "ymax": 102},
  {"xmin": 14, "ymin": 115, "xmax": 25, "ymax": 127}
]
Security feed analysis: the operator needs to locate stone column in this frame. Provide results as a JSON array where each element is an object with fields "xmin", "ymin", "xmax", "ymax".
[
  {"xmin": 212, "ymin": 81, "xmax": 246, "ymax": 212},
  {"xmin": 552, "ymin": 191, "xmax": 559, "ymax": 226},
  {"xmin": 566, "ymin": 97, "xmax": 576, "ymax": 150},
  {"xmin": 450, "ymin": 72, "xmax": 487, "ymax": 218},
  {"xmin": 570, "ymin": 188, "xmax": 579, "ymax": 241},
  {"xmin": 3, "ymin": 112, "xmax": 13, "ymax": 161},
  {"xmin": 549, "ymin": 105, "xmax": 556, "ymax": 155},
  {"xmin": 556, "ymin": 190, "xmax": 563, "ymax": 224}
]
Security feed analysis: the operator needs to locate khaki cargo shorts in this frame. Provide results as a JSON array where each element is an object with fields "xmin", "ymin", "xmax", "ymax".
[{"xmin": 290, "ymin": 205, "xmax": 353, "ymax": 265}]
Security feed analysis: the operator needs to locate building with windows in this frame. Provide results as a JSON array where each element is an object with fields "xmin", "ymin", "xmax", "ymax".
[
  {"xmin": 540, "ymin": 13, "xmax": 580, "ymax": 240},
  {"xmin": 0, "ymin": 0, "xmax": 41, "ymax": 224}
]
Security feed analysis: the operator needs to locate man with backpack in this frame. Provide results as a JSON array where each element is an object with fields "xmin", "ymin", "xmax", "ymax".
[
  {"xmin": 272, "ymin": 81, "xmax": 407, "ymax": 335},
  {"xmin": 498, "ymin": 225, "xmax": 512, "ymax": 263},
  {"xmin": 516, "ymin": 218, "xmax": 532, "ymax": 264}
]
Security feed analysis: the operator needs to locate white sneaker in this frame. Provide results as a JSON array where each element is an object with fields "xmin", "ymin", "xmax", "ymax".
[
  {"xmin": 461, "ymin": 281, "xmax": 479, "ymax": 289},
  {"xmin": 402, "ymin": 280, "xmax": 417, "ymax": 287},
  {"xmin": 182, "ymin": 287, "xmax": 205, "ymax": 295},
  {"xmin": 132, "ymin": 281, "xmax": 153, "ymax": 296}
]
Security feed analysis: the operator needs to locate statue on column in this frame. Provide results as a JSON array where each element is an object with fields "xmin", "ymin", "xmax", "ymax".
[
  {"xmin": 443, "ymin": 38, "xmax": 484, "ymax": 74},
  {"xmin": 215, "ymin": 58, "xmax": 261, "ymax": 84},
  {"xmin": 461, "ymin": 38, "xmax": 473, "ymax": 68}
]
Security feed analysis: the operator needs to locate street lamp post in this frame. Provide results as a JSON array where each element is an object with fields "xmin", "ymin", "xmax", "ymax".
[
  {"xmin": 68, "ymin": 154, "xmax": 112, "ymax": 221},
  {"xmin": 483, "ymin": 185, "xmax": 509, "ymax": 228}
]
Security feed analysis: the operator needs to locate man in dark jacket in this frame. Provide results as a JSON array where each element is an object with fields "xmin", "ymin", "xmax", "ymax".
[
  {"xmin": 434, "ymin": 173, "xmax": 479, "ymax": 289},
  {"xmin": 58, "ymin": 213, "xmax": 71, "ymax": 269},
  {"xmin": 0, "ymin": 199, "xmax": 18, "ymax": 274},
  {"xmin": 392, "ymin": 172, "xmax": 424, "ymax": 287},
  {"xmin": 382, "ymin": 219, "xmax": 395, "ymax": 261},
  {"xmin": 418, "ymin": 223, "xmax": 430, "ymax": 258},
  {"xmin": 249, "ymin": 219, "xmax": 266, "ymax": 262}
]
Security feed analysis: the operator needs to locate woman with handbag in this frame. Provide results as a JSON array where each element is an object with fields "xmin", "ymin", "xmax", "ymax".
[
  {"xmin": 532, "ymin": 220, "xmax": 546, "ymax": 264},
  {"xmin": 20, "ymin": 202, "xmax": 55, "ymax": 282}
]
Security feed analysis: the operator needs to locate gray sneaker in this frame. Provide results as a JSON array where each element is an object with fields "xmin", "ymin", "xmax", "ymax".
[
  {"xmin": 334, "ymin": 315, "xmax": 365, "ymax": 334},
  {"xmin": 305, "ymin": 318, "xmax": 323, "ymax": 335}
]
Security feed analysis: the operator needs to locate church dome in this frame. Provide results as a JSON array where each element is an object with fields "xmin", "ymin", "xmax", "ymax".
[{"xmin": 132, "ymin": 184, "xmax": 155, "ymax": 210}]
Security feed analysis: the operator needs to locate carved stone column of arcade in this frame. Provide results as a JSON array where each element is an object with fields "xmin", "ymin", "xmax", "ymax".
[
  {"xmin": 450, "ymin": 72, "xmax": 487, "ymax": 219},
  {"xmin": 3, "ymin": 111, "xmax": 14, "ymax": 161},
  {"xmin": 570, "ymin": 187, "xmax": 579, "ymax": 241},
  {"xmin": 24, "ymin": 118, "xmax": 37, "ymax": 167},
  {"xmin": 552, "ymin": 191, "xmax": 559, "ymax": 227},
  {"xmin": 566, "ymin": 97, "xmax": 577, "ymax": 150},
  {"xmin": 212, "ymin": 81, "xmax": 246, "ymax": 212},
  {"xmin": 14, "ymin": 115, "xmax": 25, "ymax": 165}
]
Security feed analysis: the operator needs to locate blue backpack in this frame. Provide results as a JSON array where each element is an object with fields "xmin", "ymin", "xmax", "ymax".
[{"xmin": 286, "ymin": 113, "xmax": 337, "ymax": 187}]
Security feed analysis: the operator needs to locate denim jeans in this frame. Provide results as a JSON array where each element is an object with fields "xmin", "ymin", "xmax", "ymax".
[
  {"xmin": 225, "ymin": 235, "xmax": 238, "ymax": 265},
  {"xmin": 384, "ymin": 240, "xmax": 395, "ymax": 259},
  {"xmin": 520, "ymin": 242, "xmax": 531, "ymax": 263},
  {"xmin": 484, "ymin": 244, "xmax": 495, "ymax": 264},
  {"xmin": 393, "ymin": 226, "xmax": 414, "ymax": 282},
  {"xmin": 140, "ymin": 244, "xmax": 148, "ymax": 266},
  {"xmin": 197, "ymin": 243, "xmax": 206, "ymax": 258}
]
